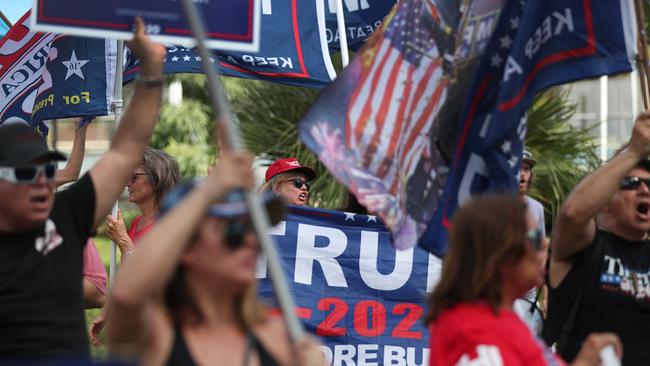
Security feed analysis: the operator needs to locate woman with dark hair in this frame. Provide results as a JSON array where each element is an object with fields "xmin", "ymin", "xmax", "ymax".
[
  {"xmin": 106, "ymin": 147, "xmax": 181, "ymax": 257},
  {"xmin": 107, "ymin": 152, "xmax": 325, "ymax": 366},
  {"xmin": 427, "ymin": 194, "xmax": 621, "ymax": 366}
]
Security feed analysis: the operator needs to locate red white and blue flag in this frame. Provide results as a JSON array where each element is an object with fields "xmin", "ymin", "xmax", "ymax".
[
  {"xmin": 299, "ymin": 0, "xmax": 493, "ymax": 249},
  {"xmin": 421, "ymin": 0, "xmax": 637, "ymax": 255},
  {"xmin": 0, "ymin": 11, "xmax": 116, "ymax": 135}
]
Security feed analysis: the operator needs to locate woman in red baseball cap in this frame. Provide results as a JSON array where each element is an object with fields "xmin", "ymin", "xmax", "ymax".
[{"xmin": 260, "ymin": 158, "xmax": 316, "ymax": 206}]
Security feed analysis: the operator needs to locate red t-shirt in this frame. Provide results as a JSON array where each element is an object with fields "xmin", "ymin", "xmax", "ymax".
[
  {"xmin": 429, "ymin": 302, "xmax": 565, "ymax": 366},
  {"xmin": 128, "ymin": 215, "xmax": 154, "ymax": 244}
]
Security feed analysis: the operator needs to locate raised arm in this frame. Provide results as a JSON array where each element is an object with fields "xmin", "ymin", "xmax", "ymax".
[
  {"xmin": 107, "ymin": 152, "xmax": 254, "ymax": 353},
  {"xmin": 552, "ymin": 111, "xmax": 650, "ymax": 261},
  {"xmin": 55, "ymin": 120, "xmax": 87, "ymax": 187},
  {"xmin": 89, "ymin": 18, "xmax": 166, "ymax": 228}
]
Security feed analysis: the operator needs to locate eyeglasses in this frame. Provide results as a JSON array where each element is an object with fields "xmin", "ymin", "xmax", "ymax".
[
  {"xmin": 0, "ymin": 163, "xmax": 57, "ymax": 184},
  {"xmin": 620, "ymin": 176, "xmax": 650, "ymax": 190},
  {"xmin": 129, "ymin": 172, "xmax": 148, "ymax": 183},
  {"xmin": 526, "ymin": 227, "xmax": 544, "ymax": 251},
  {"xmin": 224, "ymin": 220, "xmax": 254, "ymax": 250},
  {"xmin": 285, "ymin": 178, "xmax": 310, "ymax": 190}
]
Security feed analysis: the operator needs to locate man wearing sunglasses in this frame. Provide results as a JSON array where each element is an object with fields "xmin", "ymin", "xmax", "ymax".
[
  {"xmin": 261, "ymin": 157, "xmax": 316, "ymax": 206},
  {"xmin": 0, "ymin": 19, "xmax": 166, "ymax": 361},
  {"xmin": 544, "ymin": 112, "xmax": 650, "ymax": 365}
]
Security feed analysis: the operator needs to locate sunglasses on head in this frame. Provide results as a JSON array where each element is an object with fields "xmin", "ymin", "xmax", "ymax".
[
  {"xmin": 620, "ymin": 176, "xmax": 650, "ymax": 190},
  {"xmin": 0, "ymin": 163, "xmax": 57, "ymax": 184},
  {"xmin": 287, "ymin": 178, "xmax": 310, "ymax": 190},
  {"xmin": 526, "ymin": 227, "xmax": 544, "ymax": 251},
  {"xmin": 224, "ymin": 220, "xmax": 255, "ymax": 250}
]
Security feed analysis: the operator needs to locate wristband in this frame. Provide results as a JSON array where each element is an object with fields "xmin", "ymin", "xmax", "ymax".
[{"xmin": 136, "ymin": 75, "xmax": 164, "ymax": 88}]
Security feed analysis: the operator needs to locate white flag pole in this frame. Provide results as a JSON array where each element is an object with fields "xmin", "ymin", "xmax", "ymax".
[
  {"xmin": 109, "ymin": 40, "xmax": 125, "ymax": 287},
  {"xmin": 335, "ymin": 0, "xmax": 350, "ymax": 67},
  {"xmin": 179, "ymin": 0, "xmax": 305, "ymax": 343}
]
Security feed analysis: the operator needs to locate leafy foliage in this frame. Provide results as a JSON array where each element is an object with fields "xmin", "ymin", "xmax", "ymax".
[
  {"xmin": 525, "ymin": 90, "xmax": 600, "ymax": 232},
  {"xmin": 228, "ymin": 79, "xmax": 348, "ymax": 208},
  {"xmin": 151, "ymin": 94, "xmax": 216, "ymax": 177}
]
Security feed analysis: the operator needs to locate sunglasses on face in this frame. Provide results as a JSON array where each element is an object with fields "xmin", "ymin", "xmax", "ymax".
[
  {"xmin": 224, "ymin": 220, "xmax": 255, "ymax": 250},
  {"xmin": 620, "ymin": 176, "xmax": 650, "ymax": 190},
  {"xmin": 286, "ymin": 178, "xmax": 310, "ymax": 190},
  {"xmin": 526, "ymin": 227, "xmax": 544, "ymax": 251},
  {"xmin": 0, "ymin": 163, "xmax": 57, "ymax": 184},
  {"xmin": 129, "ymin": 172, "xmax": 148, "ymax": 183}
]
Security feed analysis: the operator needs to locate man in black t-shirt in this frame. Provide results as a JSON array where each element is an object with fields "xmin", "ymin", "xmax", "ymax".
[
  {"xmin": 545, "ymin": 112, "xmax": 650, "ymax": 365},
  {"xmin": 0, "ymin": 19, "xmax": 166, "ymax": 361}
]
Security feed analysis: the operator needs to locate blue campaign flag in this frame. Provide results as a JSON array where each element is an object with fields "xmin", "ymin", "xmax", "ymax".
[
  {"xmin": 31, "ymin": 35, "xmax": 116, "ymax": 124},
  {"xmin": 420, "ymin": 0, "xmax": 637, "ymax": 255},
  {"xmin": 123, "ymin": 0, "xmax": 335, "ymax": 88},
  {"xmin": 323, "ymin": 0, "xmax": 396, "ymax": 51},
  {"xmin": 257, "ymin": 205, "xmax": 441, "ymax": 365},
  {"xmin": 33, "ymin": 0, "xmax": 260, "ymax": 52},
  {"xmin": 0, "ymin": 11, "xmax": 115, "ymax": 136}
]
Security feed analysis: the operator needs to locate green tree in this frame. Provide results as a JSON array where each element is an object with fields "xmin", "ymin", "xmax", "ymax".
[
  {"xmin": 151, "ymin": 76, "xmax": 216, "ymax": 177},
  {"xmin": 525, "ymin": 90, "xmax": 600, "ymax": 232},
  {"xmin": 228, "ymin": 78, "xmax": 348, "ymax": 208}
]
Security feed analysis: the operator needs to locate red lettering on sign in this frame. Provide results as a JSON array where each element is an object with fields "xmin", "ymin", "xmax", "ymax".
[
  {"xmin": 354, "ymin": 300, "xmax": 386, "ymax": 337},
  {"xmin": 392, "ymin": 303, "xmax": 423, "ymax": 339},
  {"xmin": 316, "ymin": 297, "xmax": 348, "ymax": 336}
]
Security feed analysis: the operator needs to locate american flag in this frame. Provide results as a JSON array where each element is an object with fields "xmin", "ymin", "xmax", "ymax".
[
  {"xmin": 300, "ymin": 0, "xmax": 458, "ymax": 249},
  {"xmin": 0, "ymin": 11, "xmax": 54, "ymax": 134},
  {"xmin": 347, "ymin": 0, "xmax": 447, "ymax": 195}
]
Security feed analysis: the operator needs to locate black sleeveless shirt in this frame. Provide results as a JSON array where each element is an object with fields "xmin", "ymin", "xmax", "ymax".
[
  {"xmin": 543, "ymin": 230, "xmax": 650, "ymax": 365},
  {"xmin": 166, "ymin": 326, "xmax": 280, "ymax": 366}
]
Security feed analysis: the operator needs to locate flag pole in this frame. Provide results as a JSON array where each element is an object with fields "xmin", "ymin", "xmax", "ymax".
[
  {"xmin": 335, "ymin": 0, "xmax": 350, "ymax": 67},
  {"xmin": 634, "ymin": 0, "xmax": 650, "ymax": 109},
  {"xmin": 109, "ymin": 40, "xmax": 125, "ymax": 287},
  {"xmin": 0, "ymin": 10, "xmax": 12, "ymax": 28},
  {"xmin": 178, "ymin": 0, "xmax": 305, "ymax": 343}
]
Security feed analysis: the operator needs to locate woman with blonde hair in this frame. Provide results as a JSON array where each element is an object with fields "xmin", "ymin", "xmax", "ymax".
[
  {"xmin": 427, "ymin": 194, "xmax": 622, "ymax": 366},
  {"xmin": 107, "ymin": 152, "xmax": 325, "ymax": 366},
  {"xmin": 260, "ymin": 158, "xmax": 315, "ymax": 206}
]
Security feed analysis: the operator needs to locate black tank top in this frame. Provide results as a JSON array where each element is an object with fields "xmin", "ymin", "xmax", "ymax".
[
  {"xmin": 166, "ymin": 326, "xmax": 280, "ymax": 366},
  {"xmin": 543, "ymin": 230, "xmax": 650, "ymax": 365}
]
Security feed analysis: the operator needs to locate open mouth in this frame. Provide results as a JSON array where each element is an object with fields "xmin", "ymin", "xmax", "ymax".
[
  {"xmin": 636, "ymin": 202, "xmax": 650, "ymax": 216},
  {"xmin": 298, "ymin": 192, "xmax": 307, "ymax": 201},
  {"xmin": 30, "ymin": 195, "xmax": 48, "ymax": 204}
]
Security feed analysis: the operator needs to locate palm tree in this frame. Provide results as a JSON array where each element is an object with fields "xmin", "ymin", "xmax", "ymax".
[{"xmin": 525, "ymin": 90, "xmax": 600, "ymax": 232}]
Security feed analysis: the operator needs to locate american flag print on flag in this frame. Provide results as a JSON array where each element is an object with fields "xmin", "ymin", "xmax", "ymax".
[{"xmin": 300, "ymin": 0, "xmax": 471, "ymax": 250}]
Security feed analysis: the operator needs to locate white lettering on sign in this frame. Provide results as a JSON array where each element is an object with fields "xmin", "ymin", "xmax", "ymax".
[
  {"xmin": 256, "ymin": 221, "xmax": 442, "ymax": 293},
  {"xmin": 320, "ymin": 344, "xmax": 430, "ymax": 366},
  {"xmin": 359, "ymin": 231, "xmax": 413, "ymax": 291},
  {"xmin": 295, "ymin": 223, "xmax": 348, "ymax": 287},
  {"xmin": 503, "ymin": 56, "xmax": 523, "ymax": 82},
  {"xmin": 525, "ymin": 8, "xmax": 574, "ymax": 59}
]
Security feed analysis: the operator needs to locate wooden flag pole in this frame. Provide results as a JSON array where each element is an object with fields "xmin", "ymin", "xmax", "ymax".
[
  {"xmin": 178, "ymin": 0, "xmax": 305, "ymax": 343},
  {"xmin": 634, "ymin": 0, "xmax": 650, "ymax": 109}
]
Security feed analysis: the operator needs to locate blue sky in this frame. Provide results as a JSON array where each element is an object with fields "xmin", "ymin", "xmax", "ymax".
[{"xmin": 1, "ymin": 0, "xmax": 31, "ymax": 25}]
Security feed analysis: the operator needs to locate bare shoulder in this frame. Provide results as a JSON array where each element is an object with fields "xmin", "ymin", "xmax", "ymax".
[{"xmin": 253, "ymin": 313, "xmax": 292, "ymax": 365}]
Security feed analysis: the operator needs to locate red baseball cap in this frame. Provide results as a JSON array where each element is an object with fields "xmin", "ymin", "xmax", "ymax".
[{"xmin": 265, "ymin": 157, "xmax": 316, "ymax": 182}]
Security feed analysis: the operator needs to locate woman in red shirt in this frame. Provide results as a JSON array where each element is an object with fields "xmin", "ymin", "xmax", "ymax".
[
  {"xmin": 105, "ymin": 147, "xmax": 180, "ymax": 257},
  {"xmin": 426, "ymin": 194, "xmax": 620, "ymax": 366}
]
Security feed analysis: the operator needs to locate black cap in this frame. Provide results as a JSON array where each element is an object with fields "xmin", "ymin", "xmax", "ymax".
[
  {"xmin": 522, "ymin": 150, "xmax": 537, "ymax": 168},
  {"xmin": 0, "ymin": 123, "xmax": 66, "ymax": 166}
]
